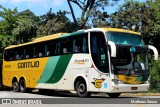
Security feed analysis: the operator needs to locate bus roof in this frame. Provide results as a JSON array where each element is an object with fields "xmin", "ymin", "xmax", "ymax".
[
  {"xmin": 85, "ymin": 28, "xmax": 140, "ymax": 35},
  {"xmin": 103, "ymin": 28, "xmax": 140, "ymax": 35},
  {"xmin": 5, "ymin": 30, "xmax": 85, "ymax": 49},
  {"xmin": 5, "ymin": 28, "xmax": 140, "ymax": 49}
]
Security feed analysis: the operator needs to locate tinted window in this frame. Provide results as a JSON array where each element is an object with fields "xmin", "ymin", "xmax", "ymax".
[
  {"xmin": 4, "ymin": 33, "xmax": 89, "ymax": 61},
  {"xmin": 34, "ymin": 44, "xmax": 45, "ymax": 58},
  {"xmin": 73, "ymin": 34, "xmax": 88, "ymax": 53},
  {"xmin": 4, "ymin": 49, "xmax": 14, "ymax": 61},
  {"xmin": 46, "ymin": 41, "xmax": 57, "ymax": 56},
  {"xmin": 107, "ymin": 32, "xmax": 145, "ymax": 46},
  {"xmin": 61, "ymin": 38, "xmax": 72, "ymax": 54}
]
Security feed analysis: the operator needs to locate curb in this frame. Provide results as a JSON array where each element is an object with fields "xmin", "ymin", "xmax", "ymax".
[{"xmin": 121, "ymin": 93, "xmax": 160, "ymax": 96}]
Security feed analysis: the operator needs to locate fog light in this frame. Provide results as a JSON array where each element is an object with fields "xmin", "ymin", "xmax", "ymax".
[{"xmin": 112, "ymin": 79, "xmax": 118, "ymax": 84}]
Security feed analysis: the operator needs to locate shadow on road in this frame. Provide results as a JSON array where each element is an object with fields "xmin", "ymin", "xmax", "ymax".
[
  {"xmin": 31, "ymin": 89, "xmax": 78, "ymax": 97},
  {"xmin": 29, "ymin": 89, "xmax": 138, "ymax": 98}
]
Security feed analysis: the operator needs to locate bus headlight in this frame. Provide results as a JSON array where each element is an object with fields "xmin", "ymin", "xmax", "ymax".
[
  {"xmin": 143, "ymin": 81, "xmax": 150, "ymax": 84},
  {"xmin": 112, "ymin": 79, "xmax": 125, "ymax": 84}
]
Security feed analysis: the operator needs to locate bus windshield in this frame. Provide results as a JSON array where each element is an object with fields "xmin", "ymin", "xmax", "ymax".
[
  {"xmin": 107, "ymin": 32, "xmax": 145, "ymax": 47},
  {"xmin": 106, "ymin": 31, "xmax": 149, "ymax": 76}
]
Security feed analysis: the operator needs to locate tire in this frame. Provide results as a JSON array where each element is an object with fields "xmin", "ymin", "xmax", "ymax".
[
  {"xmin": 76, "ymin": 81, "xmax": 91, "ymax": 97},
  {"xmin": 108, "ymin": 93, "xmax": 121, "ymax": 98},
  {"xmin": 19, "ymin": 79, "xmax": 26, "ymax": 93},
  {"xmin": 12, "ymin": 81, "xmax": 19, "ymax": 92}
]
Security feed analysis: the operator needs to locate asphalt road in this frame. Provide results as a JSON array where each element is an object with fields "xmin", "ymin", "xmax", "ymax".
[{"xmin": 0, "ymin": 90, "xmax": 160, "ymax": 107}]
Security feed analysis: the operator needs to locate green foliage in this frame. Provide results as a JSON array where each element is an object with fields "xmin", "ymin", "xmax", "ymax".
[
  {"xmin": 12, "ymin": 10, "xmax": 39, "ymax": 43},
  {"xmin": 67, "ymin": 0, "xmax": 119, "ymax": 29},
  {"xmin": 0, "ymin": 5, "xmax": 18, "ymax": 35},
  {"xmin": 149, "ymin": 58, "xmax": 160, "ymax": 92},
  {"xmin": 37, "ymin": 10, "xmax": 75, "ymax": 37},
  {"xmin": 110, "ymin": 0, "xmax": 160, "ymax": 48}
]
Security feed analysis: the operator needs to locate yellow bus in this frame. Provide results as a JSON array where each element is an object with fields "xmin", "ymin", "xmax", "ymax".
[{"xmin": 2, "ymin": 28, "xmax": 158, "ymax": 97}]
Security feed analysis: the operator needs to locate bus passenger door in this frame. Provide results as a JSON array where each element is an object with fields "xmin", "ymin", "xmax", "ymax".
[{"xmin": 90, "ymin": 32, "xmax": 110, "ymax": 92}]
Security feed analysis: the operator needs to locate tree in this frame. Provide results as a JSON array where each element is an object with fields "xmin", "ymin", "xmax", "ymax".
[
  {"xmin": 0, "ymin": 5, "xmax": 17, "ymax": 35},
  {"xmin": 37, "ymin": 9, "xmax": 75, "ymax": 37},
  {"xmin": 12, "ymin": 10, "xmax": 39, "ymax": 43},
  {"xmin": 110, "ymin": 0, "xmax": 160, "ymax": 49},
  {"xmin": 67, "ymin": 0, "xmax": 119, "ymax": 29},
  {"xmin": 149, "ymin": 58, "xmax": 160, "ymax": 92}
]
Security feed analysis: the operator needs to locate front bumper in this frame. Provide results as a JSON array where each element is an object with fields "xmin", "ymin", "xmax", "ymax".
[{"xmin": 109, "ymin": 83, "xmax": 149, "ymax": 93}]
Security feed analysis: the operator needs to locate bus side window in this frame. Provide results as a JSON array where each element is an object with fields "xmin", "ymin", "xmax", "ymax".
[
  {"xmin": 9, "ymin": 49, "xmax": 15, "ymax": 61},
  {"xmin": 4, "ymin": 50, "xmax": 8, "ymax": 61},
  {"xmin": 33, "ymin": 43, "xmax": 45, "ymax": 58},
  {"xmin": 73, "ymin": 38, "xmax": 82, "ymax": 53},
  {"xmin": 4, "ymin": 49, "xmax": 16, "ymax": 61},
  {"xmin": 46, "ymin": 40, "xmax": 56, "ymax": 56},
  {"xmin": 4, "ymin": 50, "xmax": 11, "ymax": 61},
  {"xmin": 56, "ymin": 41, "xmax": 61, "ymax": 55},
  {"xmin": 73, "ymin": 34, "xmax": 88, "ymax": 53},
  {"xmin": 83, "ymin": 36, "xmax": 89, "ymax": 53},
  {"xmin": 15, "ymin": 48, "xmax": 24, "ymax": 60},
  {"xmin": 25, "ymin": 46, "xmax": 34, "ymax": 59},
  {"xmin": 91, "ymin": 35, "xmax": 97, "ymax": 54},
  {"xmin": 61, "ymin": 38, "xmax": 72, "ymax": 54}
]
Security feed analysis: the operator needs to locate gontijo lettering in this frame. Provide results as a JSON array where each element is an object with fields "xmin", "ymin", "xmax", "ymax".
[{"xmin": 18, "ymin": 61, "xmax": 39, "ymax": 69}]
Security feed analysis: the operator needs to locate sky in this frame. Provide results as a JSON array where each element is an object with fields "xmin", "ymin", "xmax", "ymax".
[{"xmin": 0, "ymin": 0, "xmax": 146, "ymax": 21}]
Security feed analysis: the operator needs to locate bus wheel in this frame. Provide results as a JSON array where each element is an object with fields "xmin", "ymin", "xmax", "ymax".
[
  {"xmin": 19, "ymin": 79, "xmax": 26, "ymax": 93},
  {"xmin": 12, "ymin": 80, "xmax": 19, "ymax": 92},
  {"xmin": 107, "ymin": 93, "xmax": 121, "ymax": 98},
  {"xmin": 76, "ymin": 81, "xmax": 91, "ymax": 97}
]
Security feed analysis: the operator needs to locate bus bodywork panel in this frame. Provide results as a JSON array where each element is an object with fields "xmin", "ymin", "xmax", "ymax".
[
  {"xmin": 35, "ymin": 54, "xmax": 96, "ymax": 90},
  {"xmin": 2, "ymin": 55, "xmax": 72, "ymax": 87},
  {"xmin": 3, "ymin": 57, "xmax": 48, "ymax": 87},
  {"xmin": 3, "ymin": 54, "xmax": 96, "ymax": 90}
]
